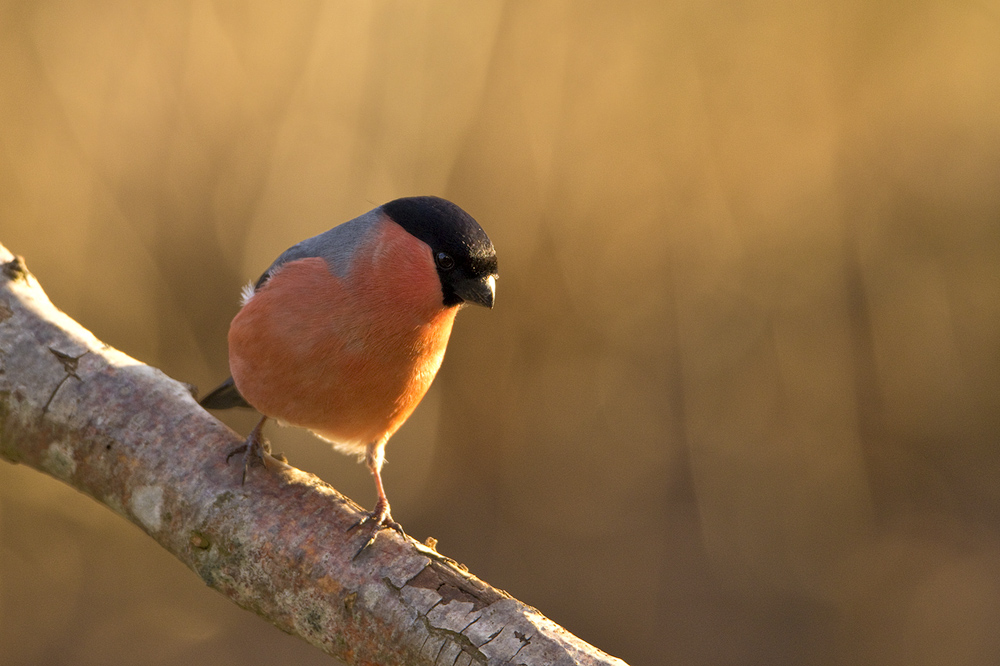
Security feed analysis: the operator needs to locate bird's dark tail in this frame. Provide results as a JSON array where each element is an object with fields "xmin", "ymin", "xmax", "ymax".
[{"xmin": 199, "ymin": 376, "xmax": 252, "ymax": 410}]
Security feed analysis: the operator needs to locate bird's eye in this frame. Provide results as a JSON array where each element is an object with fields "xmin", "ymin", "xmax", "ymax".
[{"xmin": 435, "ymin": 252, "xmax": 455, "ymax": 270}]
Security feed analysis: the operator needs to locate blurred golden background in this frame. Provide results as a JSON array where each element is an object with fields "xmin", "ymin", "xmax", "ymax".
[{"xmin": 2, "ymin": 2, "xmax": 999, "ymax": 665}]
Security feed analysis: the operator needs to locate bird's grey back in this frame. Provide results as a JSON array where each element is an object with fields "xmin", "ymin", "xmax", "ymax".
[{"xmin": 255, "ymin": 207, "xmax": 383, "ymax": 287}]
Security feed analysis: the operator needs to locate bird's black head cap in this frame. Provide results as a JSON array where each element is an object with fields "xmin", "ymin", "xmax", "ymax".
[{"xmin": 381, "ymin": 196, "xmax": 498, "ymax": 308}]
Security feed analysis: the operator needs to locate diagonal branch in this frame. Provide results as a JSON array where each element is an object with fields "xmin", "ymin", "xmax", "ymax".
[{"xmin": 0, "ymin": 243, "xmax": 629, "ymax": 666}]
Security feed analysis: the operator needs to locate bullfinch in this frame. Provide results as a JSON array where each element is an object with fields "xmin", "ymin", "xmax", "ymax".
[{"xmin": 200, "ymin": 196, "xmax": 497, "ymax": 552}]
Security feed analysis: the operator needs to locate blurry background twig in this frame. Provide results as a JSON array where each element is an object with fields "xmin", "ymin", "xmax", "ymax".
[{"xmin": 1, "ymin": 3, "xmax": 999, "ymax": 666}]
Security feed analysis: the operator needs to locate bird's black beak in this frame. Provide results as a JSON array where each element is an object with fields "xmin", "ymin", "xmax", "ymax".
[{"xmin": 456, "ymin": 274, "xmax": 496, "ymax": 309}]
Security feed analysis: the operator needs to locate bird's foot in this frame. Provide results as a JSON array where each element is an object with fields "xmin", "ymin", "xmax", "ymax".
[
  {"xmin": 349, "ymin": 499, "xmax": 406, "ymax": 559},
  {"xmin": 225, "ymin": 422, "xmax": 275, "ymax": 485}
]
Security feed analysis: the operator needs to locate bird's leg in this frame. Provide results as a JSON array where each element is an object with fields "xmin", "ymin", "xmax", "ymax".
[
  {"xmin": 225, "ymin": 415, "xmax": 271, "ymax": 485},
  {"xmin": 350, "ymin": 441, "xmax": 406, "ymax": 558}
]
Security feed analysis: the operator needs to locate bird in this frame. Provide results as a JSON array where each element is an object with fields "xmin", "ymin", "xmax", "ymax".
[{"xmin": 199, "ymin": 196, "xmax": 497, "ymax": 553}]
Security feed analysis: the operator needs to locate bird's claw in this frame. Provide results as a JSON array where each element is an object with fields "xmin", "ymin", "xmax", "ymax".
[
  {"xmin": 225, "ymin": 421, "xmax": 272, "ymax": 485},
  {"xmin": 349, "ymin": 502, "xmax": 406, "ymax": 560},
  {"xmin": 225, "ymin": 443, "xmax": 247, "ymax": 463}
]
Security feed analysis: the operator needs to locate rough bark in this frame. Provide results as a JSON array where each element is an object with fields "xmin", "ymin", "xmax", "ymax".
[{"xmin": 0, "ymin": 243, "xmax": 629, "ymax": 666}]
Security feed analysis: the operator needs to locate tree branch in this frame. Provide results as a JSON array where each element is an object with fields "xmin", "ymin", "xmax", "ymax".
[{"xmin": 0, "ymin": 243, "xmax": 629, "ymax": 666}]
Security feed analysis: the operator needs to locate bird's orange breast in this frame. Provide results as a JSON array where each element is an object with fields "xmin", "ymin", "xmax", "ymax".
[{"xmin": 228, "ymin": 216, "xmax": 457, "ymax": 453}]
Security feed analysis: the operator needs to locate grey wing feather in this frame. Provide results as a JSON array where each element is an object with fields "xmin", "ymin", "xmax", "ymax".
[{"xmin": 254, "ymin": 207, "xmax": 382, "ymax": 289}]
